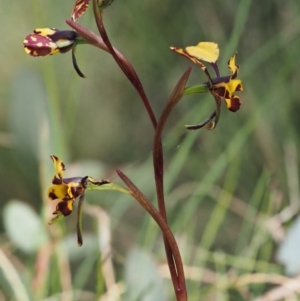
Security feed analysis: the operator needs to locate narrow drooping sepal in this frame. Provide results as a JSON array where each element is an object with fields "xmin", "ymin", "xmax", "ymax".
[
  {"xmin": 72, "ymin": 44, "xmax": 86, "ymax": 78},
  {"xmin": 185, "ymin": 110, "xmax": 217, "ymax": 130},
  {"xmin": 77, "ymin": 195, "xmax": 84, "ymax": 246}
]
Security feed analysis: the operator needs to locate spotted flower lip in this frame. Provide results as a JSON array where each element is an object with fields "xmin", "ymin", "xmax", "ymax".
[
  {"xmin": 48, "ymin": 155, "xmax": 110, "ymax": 245},
  {"xmin": 23, "ymin": 28, "xmax": 86, "ymax": 77},
  {"xmin": 170, "ymin": 42, "xmax": 243, "ymax": 130}
]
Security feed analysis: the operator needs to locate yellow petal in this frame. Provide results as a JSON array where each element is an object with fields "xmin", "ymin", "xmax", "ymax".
[
  {"xmin": 185, "ymin": 42, "xmax": 219, "ymax": 63},
  {"xmin": 170, "ymin": 46, "xmax": 206, "ymax": 70},
  {"xmin": 50, "ymin": 155, "xmax": 65, "ymax": 181},
  {"xmin": 228, "ymin": 52, "xmax": 239, "ymax": 77},
  {"xmin": 34, "ymin": 28, "xmax": 57, "ymax": 37},
  {"xmin": 227, "ymin": 79, "xmax": 243, "ymax": 93},
  {"xmin": 48, "ymin": 184, "xmax": 69, "ymax": 200}
]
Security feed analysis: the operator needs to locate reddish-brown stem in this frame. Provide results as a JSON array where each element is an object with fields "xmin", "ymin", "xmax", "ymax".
[
  {"xmin": 92, "ymin": 0, "xmax": 157, "ymax": 129},
  {"xmin": 67, "ymin": 20, "xmax": 127, "ymax": 57},
  {"xmin": 152, "ymin": 67, "xmax": 191, "ymax": 298},
  {"xmin": 69, "ymin": 5, "xmax": 188, "ymax": 299},
  {"xmin": 117, "ymin": 169, "xmax": 187, "ymax": 301},
  {"xmin": 88, "ymin": 6, "xmax": 184, "ymax": 292},
  {"xmin": 153, "ymin": 67, "xmax": 192, "ymax": 216}
]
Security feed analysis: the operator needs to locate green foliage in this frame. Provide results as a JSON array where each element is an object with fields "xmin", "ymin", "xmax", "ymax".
[{"xmin": 1, "ymin": 0, "xmax": 300, "ymax": 300}]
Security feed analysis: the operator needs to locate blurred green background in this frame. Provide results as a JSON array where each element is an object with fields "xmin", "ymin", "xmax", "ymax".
[{"xmin": 1, "ymin": 0, "xmax": 300, "ymax": 300}]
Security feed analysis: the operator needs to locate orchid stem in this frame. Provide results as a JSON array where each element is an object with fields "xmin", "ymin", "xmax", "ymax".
[
  {"xmin": 88, "ymin": 2, "xmax": 189, "ymax": 300},
  {"xmin": 92, "ymin": 0, "xmax": 157, "ymax": 129},
  {"xmin": 117, "ymin": 170, "xmax": 187, "ymax": 300},
  {"xmin": 152, "ymin": 68, "xmax": 191, "ymax": 299}
]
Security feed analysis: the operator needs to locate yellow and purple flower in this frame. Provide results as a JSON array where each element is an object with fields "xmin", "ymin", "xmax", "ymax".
[
  {"xmin": 48, "ymin": 155, "xmax": 109, "ymax": 245},
  {"xmin": 23, "ymin": 28, "xmax": 86, "ymax": 77},
  {"xmin": 23, "ymin": 28, "xmax": 78, "ymax": 56},
  {"xmin": 170, "ymin": 42, "xmax": 243, "ymax": 130}
]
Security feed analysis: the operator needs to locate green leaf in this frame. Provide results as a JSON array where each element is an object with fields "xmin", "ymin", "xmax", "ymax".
[
  {"xmin": 48, "ymin": 214, "xmax": 64, "ymax": 225},
  {"xmin": 3, "ymin": 200, "xmax": 49, "ymax": 253},
  {"xmin": 183, "ymin": 84, "xmax": 208, "ymax": 95},
  {"xmin": 86, "ymin": 182, "xmax": 130, "ymax": 195}
]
